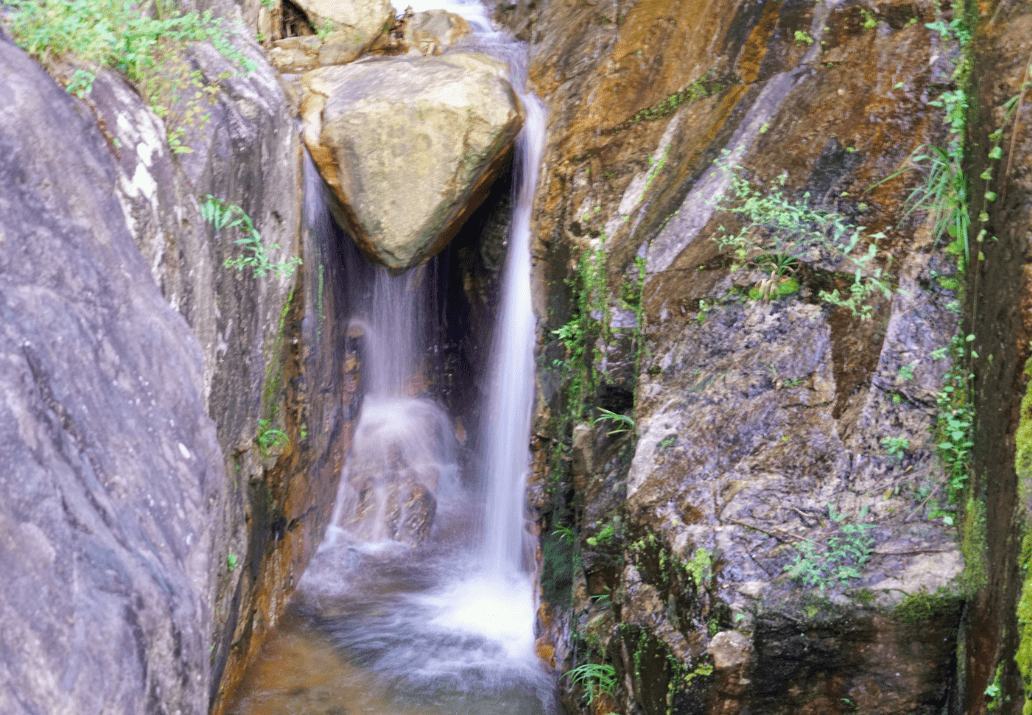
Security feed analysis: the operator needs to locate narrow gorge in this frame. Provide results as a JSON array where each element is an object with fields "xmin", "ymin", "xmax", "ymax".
[{"xmin": 1, "ymin": 0, "xmax": 1031, "ymax": 714}]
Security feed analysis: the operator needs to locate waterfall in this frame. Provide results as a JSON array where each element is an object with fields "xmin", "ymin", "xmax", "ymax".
[
  {"xmin": 480, "ymin": 95, "xmax": 547, "ymax": 578},
  {"xmin": 232, "ymin": 5, "xmax": 557, "ymax": 714}
]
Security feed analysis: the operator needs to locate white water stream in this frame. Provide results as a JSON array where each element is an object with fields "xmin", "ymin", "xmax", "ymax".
[{"xmin": 229, "ymin": 5, "xmax": 554, "ymax": 714}]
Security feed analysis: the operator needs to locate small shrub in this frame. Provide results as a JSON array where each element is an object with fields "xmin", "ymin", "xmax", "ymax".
[
  {"xmin": 881, "ymin": 435, "xmax": 909, "ymax": 460},
  {"xmin": 3, "ymin": 0, "xmax": 255, "ymax": 151},
  {"xmin": 714, "ymin": 163, "xmax": 894, "ymax": 318},
  {"xmin": 784, "ymin": 505, "xmax": 875, "ymax": 589}
]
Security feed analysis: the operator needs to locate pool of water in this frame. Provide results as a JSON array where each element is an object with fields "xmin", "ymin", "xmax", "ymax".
[{"xmin": 227, "ymin": 526, "xmax": 558, "ymax": 715}]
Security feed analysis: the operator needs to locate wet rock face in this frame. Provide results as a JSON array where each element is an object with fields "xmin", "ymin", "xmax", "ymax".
[
  {"xmin": 1, "ymin": 8, "xmax": 356, "ymax": 715},
  {"xmin": 526, "ymin": 0, "xmax": 969, "ymax": 710},
  {"xmin": 963, "ymin": 3, "xmax": 1032, "ymax": 709},
  {"xmin": 301, "ymin": 53, "xmax": 524, "ymax": 270},
  {"xmin": 0, "ymin": 35, "xmax": 223, "ymax": 715}
]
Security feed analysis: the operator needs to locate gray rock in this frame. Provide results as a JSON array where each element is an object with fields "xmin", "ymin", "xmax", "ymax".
[{"xmin": 0, "ymin": 36, "xmax": 223, "ymax": 715}]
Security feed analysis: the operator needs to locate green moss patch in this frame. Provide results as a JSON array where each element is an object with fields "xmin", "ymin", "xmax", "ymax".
[{"xmin": 893, "ymin": 587, "xmax": 962, "ymax": 624}]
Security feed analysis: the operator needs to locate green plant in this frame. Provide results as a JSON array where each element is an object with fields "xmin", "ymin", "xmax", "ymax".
[
  {"xmin": 226, "ymin": 553, "xmax": 238, "ymax": 571},
  {"xmin": 566, "ymin": 662, "xmax": 618, "ymax": 705},
  {"xmin": 935, "ymin": 335, "xmax": 975, "ymax": 503},
  {"xmin": 146, "ymin": 53, "xmax": 230, "ymax": 154},
  {"xmin": 784, "ymin": 505, "xmax": 875, "ymax": 589},
  {"xmin": 985, "ymin": 665, "xmax": 1002, "ymax": 711},
  {"xmin": 714, "ymin": 163, "xmax": 893, "ymax": 318},
  {"xmin": 794, "ymin": 30, "xmax": 814, "ymax": 45},
  {"xmin": 641, "ymin": 146, "xmax": 670, "ymax": 200},
  {"xmin": 3, "ymin": 0, "xmax": 254, "ymax": 149},
  {"xmin": 594, "ymin": 408, "xmax": 634, "ymax": 435},
  {"xmin": 553, "ymin": 524, "xmax": 576, "ymax": 544},
  {"xmin": 586, "ymin": 521, "xmax": 616, "ymax": 547},
  {"xmin": 316, "ymin": 19, "xmax": 334, "ymax": 39},
  {"xmin": 613, "ymin": 71, "xmax": 728, "ymax": 131},
  {"xmin": 860, "ymin": 8, "xmax": 878, "ymax": 30},
  {"xmin": 897, "ymin": 361, "xmax": 917, "ymax": 381},
  {"xmin": 896, "ymin": 146, "xmax": 970, "ymax": 259},
  {"xmin": 881, "ymin": 435, "xmax": 909, "ymax": 460},
  {"xmin": 256, "ymin": 418, "xmax": 289, "ymax": 457},
  {"xmin": 201, "ymin": 195, "xmax": 301, "ymax": 278},
  {"xmin": 65, "ymin": 68, "xmax": 96, "ymax": 98},
  {"xmin": 684, "ymin": 548, "xmax": 713, "ymax": 586}
]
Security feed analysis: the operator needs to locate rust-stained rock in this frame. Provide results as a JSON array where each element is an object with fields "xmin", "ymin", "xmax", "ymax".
[{"xmin": 525, "ymin": 0, "xmax": 968, "ymax": 711}]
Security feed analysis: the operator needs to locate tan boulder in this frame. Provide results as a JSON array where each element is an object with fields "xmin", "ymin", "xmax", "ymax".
[
  {"xmin": 301, "ymin": 53, "xmax": 523, "ymax": 270},
  {"xmin": 291, "ymin": 0, "xmax": 394, "ymax": 52},
  {"xmin": 403, "ymin": 9, "xmax": 472, "ymax": 56}
]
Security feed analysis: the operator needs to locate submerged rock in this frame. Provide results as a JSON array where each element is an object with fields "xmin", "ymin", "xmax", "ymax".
[{"xmin": 301, "ymin": 53, "xmax": 523, "ymax": 270}]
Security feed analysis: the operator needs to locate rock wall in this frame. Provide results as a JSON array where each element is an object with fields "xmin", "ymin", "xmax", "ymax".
[
  {"xmin": 0, "ymin": 1, "xmax": 355, "ymax": 712},
  {"xmin": 0, "ymin": 34, "xmax": 223, "ymax": 715},
  {"xmin": 519, "ymin": 0, "xmax": 979, "ymax": 711},
  {"xmin": 963, "ymin": 2, "xmax": 1032, "ymax": 712}
]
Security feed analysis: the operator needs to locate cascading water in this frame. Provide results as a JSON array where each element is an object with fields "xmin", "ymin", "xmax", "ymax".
[{"xmin": 227, "ymin": 4, "xmax": 555, "ymax": 714}]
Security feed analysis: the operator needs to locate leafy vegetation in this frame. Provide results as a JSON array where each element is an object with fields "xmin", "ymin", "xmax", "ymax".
[
  {"xmin": 256, "ymin": 418, "xmax": 289, "ymax": 458},
  {"xmin": 783, "ymin": 505, "xmax": 874, "ymax": 590},
  {"xmin": 933, "ymin": 335, "xmax": 975, "ymax": 505},
  {"xmin": 610, "ymin": 71, "xmax": 728, "ymax": 132},
  {"xmin": 793, "ymin": 30, "xmax": 814, "ymax": 46},
  {"xmin": 201, "ymin": 195, "xmax": 301, "ymax": 278},
  {"xmin": 594, "ymin": 407, "xmax": 635, "ymax": 435},
  {"xmin": 565, "ymin": 662, "xmax": 618, "ymax": 707},
  {"xmin": 713, "ymin": 164, "xmax": 893, "ymax": 318},
  {"xmin": 881, "ymin": 435, "xmax": 909, "ymax": 461},
  {"xmin": 3, "ymin": 0, "xmax": 255, "ymax": 152}
]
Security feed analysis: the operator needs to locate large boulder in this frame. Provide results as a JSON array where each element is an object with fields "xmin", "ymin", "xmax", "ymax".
[{"xmin": 301, "ymin": 53, "xmax": 524, "ymax": 270}]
